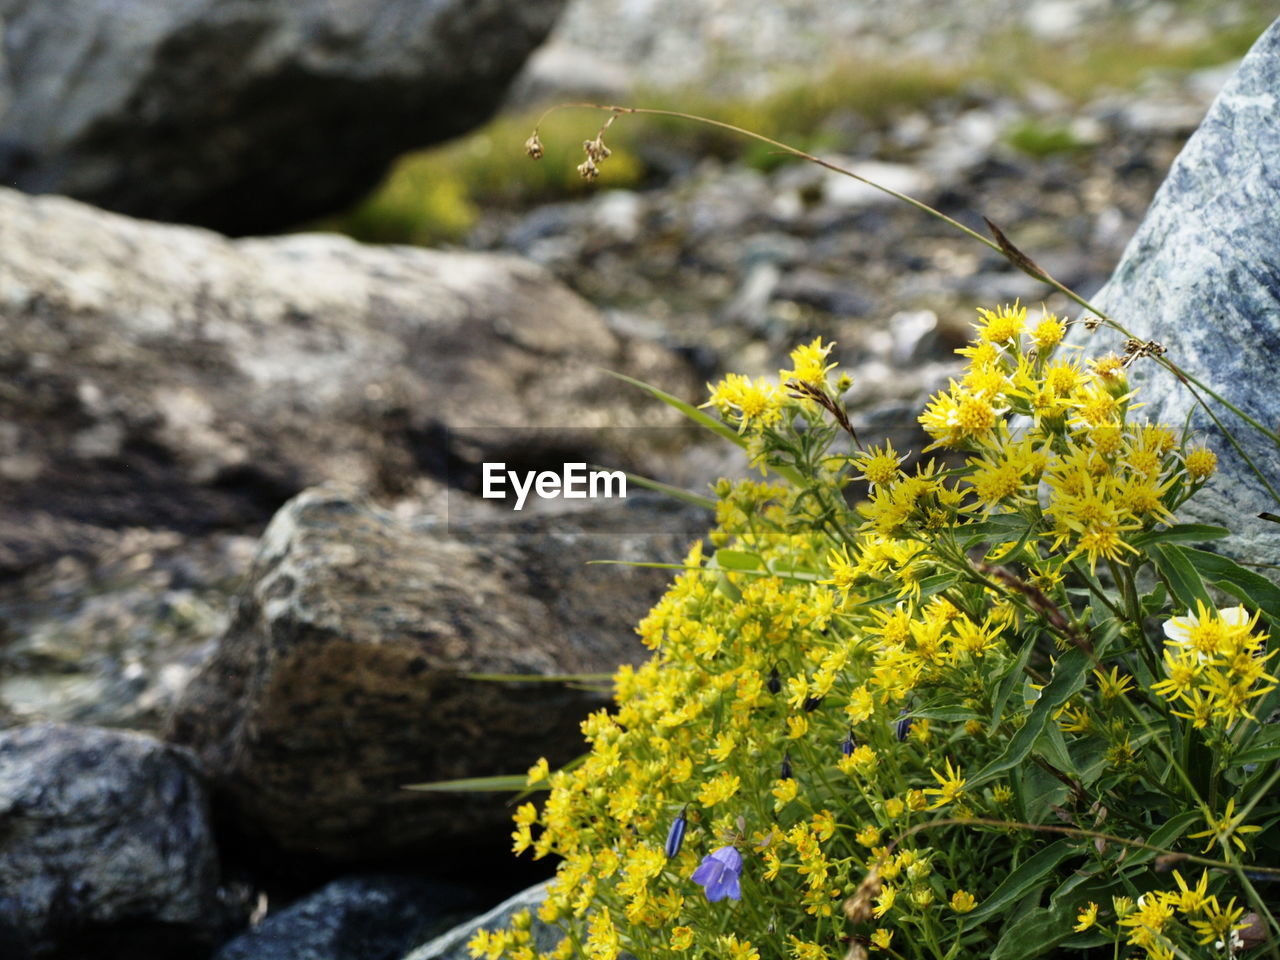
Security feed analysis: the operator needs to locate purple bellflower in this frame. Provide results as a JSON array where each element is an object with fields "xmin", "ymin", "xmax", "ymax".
[{"xmin": 692, "ymin": 845, "xmax": 743, "ymax": 902}]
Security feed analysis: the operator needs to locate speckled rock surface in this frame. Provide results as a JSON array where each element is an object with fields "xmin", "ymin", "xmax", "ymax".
[
  {"xmin": 214, "ymin": 875, "xmax": 474, "ymax": 960},
  {"xmin": 0, "ymin": 0, "xmax": 566, "ymax": 233},
  {"xmin": 165, "ymin": 487, "xmax": 703, "ymax": 862},
  {"xmin": 1089, "ymin": 17, "xmax": 1280, "ymax": 560},
  {"xmin": 0, "ymin": 723, "xmax": 222, "ymax": 960}
]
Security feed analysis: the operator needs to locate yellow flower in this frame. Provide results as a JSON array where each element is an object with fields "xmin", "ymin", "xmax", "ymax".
[
  {"xmin": 1184, "ymin": 446, "xmax": 1217, "ymax": 479},
  {"xmin": 781, "ymin": 336, "xmax": 838, "ymax": 384},
  {"xmin": 1188, "ymin": 897, "xmax": 1247, "ymax": 946},
  {"xmin": 1187, "ymin": 797, "xmax": 1262, "ymax": 853},
  {"xmin": 787, "ymin": 937, "xmax": 829, "ymax": 960},
  {"xmin": 975, "ymin": 302, "xmax": 1026, "ymax": 344},
  {"xmin": 851, "ymin": 442, "xmax": 903, "ymax": 489},
  {"xmin": 1074, "ymin": 901, "xmax": 1098, "ymax": 932},
  {"xmin": 855, "ymin": 824, "xmax": 882, "ymax": 848},
  {"xmin": 696, "ymin": 770, "xmax": 741, "ymax": 807},
  {"xmin": 716, "ymin": 934, "xmax": 760, "ymax": 960},
  {"xmin": 1170, "ymin": 870, "xmax": 1211, "ymax": 915},
  {"xmin": 950, "ymin": 890, "xmax": 977, "ymax": 913},
  {"xmin": 873, "ymin": 885, "xmax": 897, "ymax": 918},
  {"xmin": 1031, "ymin": 312, "xmax": 1066, "ymax": 349},
  {"xmin": 922, "ymin": 758, "xmax": 966, "ymax": 810},
  {"xmin": 870, "ymin": 929, "xmax": 893, "ymax": 950},
  {"xmin": 669, "ymin": 926, "xmax": 694, "ymax": 951},
  {"xmin": 1092, "ymin": 666, "xmax": 1133, "ymax": 700},
  {"xmin": 772, "ymin": 777, "xmax": 799, "ymax": 811}
]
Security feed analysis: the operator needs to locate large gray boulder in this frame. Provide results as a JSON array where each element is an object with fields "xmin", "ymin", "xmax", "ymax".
[
  {"xmin": 0, "ymin": 723, "xmax": 223, "ymax": 959},
  {"xmin": 0, "ymin": 0, "xmax": 566, "ymax": 233},
  {"xmin": 165, "ymin": 487, "xmax": 702, "ymax": 862},
  {"xmin": 0, "ymin": 187, "xmax": 693, "ymax": 582},
  {"xmin": 1089, "ymin": 18, "xmax": 1280, "ymax": 560}
]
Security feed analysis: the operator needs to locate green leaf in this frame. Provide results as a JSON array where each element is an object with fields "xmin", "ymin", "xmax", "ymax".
[
  {"xmin": 911, "ymin": 704, "xmax": 981, "ymax": 722},
  {"xmin": 1231, "ymin": 726, "xmax": 1280, "ymax": 768},
  {"xmin": 1021, "ymin": 762, "xmax": 1070, "ymax": 825},
  {"xmin": 1181, "ymin": 546, "xmax": 1280, "ymax": 628},
  {"xmin": 715, "ymin": 571, "xmax": 743, "ymax": 602},
  {"xmin": 1151, "ymin": 543, "xmax": 1214, "ymax": 611},
  {"xmin": 713, "ymin": 549, "xmax": 764, "ymax": 571},
  {"xmin": 403, "ymin": 774, "xmax": 543, "ymax": 792},
  {"xmin": 1122, "ymin": 809, "xmax": 1202, "ymax": 867},
  {"xmin": 964, "ymin": 838, "xmax": 1082, "ymax": 923},
  {"xmin": 972, "ymin": 648, "xmax": 1090, "ymax": 790},
  {"xmin": 1036, "ymin": 721, "xmax": 1076, "ymax": 775},
  {"xmin": 610, "ymin": 469, "xmax": 716, "ymax": 510},
  {"xmin": 960, "ymin": 514, "xmax": 1028, "ymax": 549},
  {"xmin": 990, "ymin": 633, "xmax": 1035, "ymax": 731},
  {"xmin": 1130, "ymin": 524, "xmax": 1230, "ymax": 548},
  {"xmin": 991, "ymin": 907, "xmax": 1073, "ymax": 960}
]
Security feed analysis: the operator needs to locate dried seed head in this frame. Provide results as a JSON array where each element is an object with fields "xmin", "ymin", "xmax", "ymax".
[
  {"xmin": 524, "ymin": 131, "xmax": 544, "ymax": 160},
  {"xmin": 843, "ymin": 868, "xmax": 882, "ymax": 923},
  {"xmin": 577, "ymin": 158, "xmax": 599, "ymax": 180},
  {"xmin": 583, "ymin": 136, "xmax": 612, "ymax": 163}
]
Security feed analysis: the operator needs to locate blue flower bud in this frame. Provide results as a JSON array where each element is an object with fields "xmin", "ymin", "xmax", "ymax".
[
  {"xmin": 803, "ymin": 695, "xmax": 823, "ymax": 712},
  {"xmin": 896, "ymin": 709, "xmax": 913, "ymax": 742},
  {"xmin": 767, "ymin": 666, "xmax": 781, "ymax": 695},
  {"xmin": 664, "ymin": 806, "xmax": 688, "ymax": 859},
  {"xmin": 841, "ymin": 730, "xmax": 855, "ymax": 757},
  {"xmin": 779, "ymin": 753, "xmax": 793, "ymax": 780}
]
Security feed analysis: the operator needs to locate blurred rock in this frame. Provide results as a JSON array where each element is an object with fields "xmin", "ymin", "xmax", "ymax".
[
  {"xmin": 1090, "ymin": 18, "xmax": 1280, "ymax": 561},
  {"xmin": 0, "ymin": 0, "xmax": 567, "ymax": 233},
  {"xmin": 214, "ymin": 875, "xmax": 474, "ymax": 960},
  {"xmin": 0, "ymin": 188, "xmax": 694, "ymax": 582},
  {"xmin": 0, "ymin": 531, "xmax": 255, "ymax": 733},
  {"xmin": 166, "ymin": 487, "xmax": 704, "ymax": 862},
  {"xmin": 0, "ymin": 723, "xmax": 222, "ymax": 960}
]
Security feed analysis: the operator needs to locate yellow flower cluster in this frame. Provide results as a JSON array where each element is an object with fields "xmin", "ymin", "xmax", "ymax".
[
  {"xmin": 1153, "ymin": 602, "xmax": 1276, "ymax": 729},
  {"xmin": 1070, "ymin": 870, "xmax": 1253, "ymax": 960},
  {"xmin": 470, "ymin": 314, "xmax": 1265, "ymax": 960}
]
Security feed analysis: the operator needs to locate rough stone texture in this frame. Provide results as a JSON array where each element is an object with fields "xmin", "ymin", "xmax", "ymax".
[
  {"xmin": 214, "ymin": 875, "xmax": 475, "ymax": 960},
  {"xmin": 1089, "ymin": 18, "xmax": 1280, "ymax": 561},
  {"xmin": 0, "ymin": 530, "xmax": 255, "ymax": 734},
  {"xmin": 166, "ymin": 487, "xmax": 703, "ymax": 862},
  {"xmin": 401, "ymin": 883, "xmax": 557, "ymax": 960},
  {"xmin": 0, "ymin": 723, "xmax": 222, "ymax": 959},
  {"xmin": 0, "ymin": 187, "xmax": 695, "ymax": 583},
  {"xmin": 0, "ymin": 0, "xmax": 566, "ymax": 234}
]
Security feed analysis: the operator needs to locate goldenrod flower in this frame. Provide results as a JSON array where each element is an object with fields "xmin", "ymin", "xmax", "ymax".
[
  {"xmin": 1188, "ymin": 798, "xmax": 1262, "ymax": 853},
  {"xmin": 1074, "ymin": 901, "xmax": 1099, "ymax": 932},
  {"xmin": 923, "ymin": 758, "xmax": 966, "ymax": 810}
]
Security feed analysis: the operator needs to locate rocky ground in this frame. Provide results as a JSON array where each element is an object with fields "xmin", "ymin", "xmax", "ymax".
[{"xmin": 473, "ymin": 59, "xmax": 1231, "ymax": 435}]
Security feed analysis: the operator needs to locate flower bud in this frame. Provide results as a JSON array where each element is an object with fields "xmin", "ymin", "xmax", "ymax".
[
  {"xmin": 664, "ymin": 806, "xmax": 689, "ymax": 859},
  {"xmin": 841, "ymin": 730, "xmax": 855, "ymax": 757},
  {"xmin": 779, "ymin": 753, "xmax": 793, "ymax": 780},
  {"xmin": 767, "ymin": 666, "xmax": 782, "ymax": 695},
  {"xmin": 895, "ymin": 709, "xmax": 913, "ymax": 742}
]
